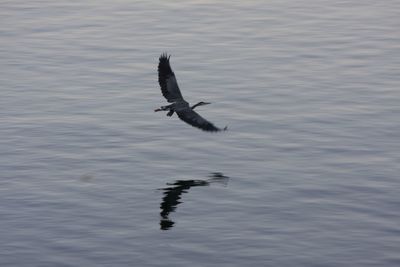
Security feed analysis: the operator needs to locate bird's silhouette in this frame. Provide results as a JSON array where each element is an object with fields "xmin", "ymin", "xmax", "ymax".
[
  {"xmin": 159, "ymin": 172, "xmax": 229, "ymax": 230},
  {"xmin": 155, "ymin": 53, "xmax": 227, "ymax": 132}
]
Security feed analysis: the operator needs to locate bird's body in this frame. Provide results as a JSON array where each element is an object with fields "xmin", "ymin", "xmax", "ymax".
[{"xmin": 155, "ymin": 53, "xmax": 226, "ymax": 132}]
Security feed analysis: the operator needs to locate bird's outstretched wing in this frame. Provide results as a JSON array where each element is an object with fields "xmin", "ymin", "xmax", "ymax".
[
  {"xmin": 176, "ymin": 109, "xmax": 224, "ymax": 132},
  {"xmin": 158, "ymin": 53, "xmax": 183, "ymax": 103}
]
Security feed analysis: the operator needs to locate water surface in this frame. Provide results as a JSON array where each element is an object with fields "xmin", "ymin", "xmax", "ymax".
[{"xmin": 1, "ymin": 0, "xmax": 400, "ymax": 266}]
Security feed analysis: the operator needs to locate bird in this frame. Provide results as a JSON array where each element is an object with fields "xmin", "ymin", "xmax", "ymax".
[{"xmin": 155, "ymin": 53, "xmax": 227, "ymax": 132}]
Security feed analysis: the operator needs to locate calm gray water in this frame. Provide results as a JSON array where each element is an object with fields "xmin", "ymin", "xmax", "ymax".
[{"xmin": 1, "ymin": 0, "xmax": 400, "ymax": 266}]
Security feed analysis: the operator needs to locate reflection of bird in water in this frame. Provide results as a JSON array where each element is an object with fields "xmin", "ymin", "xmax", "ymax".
[
  {"xmin": 160, "ymin": 180, "xmax": 208, "ymax": 230},
  {"xmin": 159, "ymin": 172, "xmax": 229, "ymax": 230},
  {"xmin": 155, "ymin": 53, "xmax": 227, "ymax": 132}
]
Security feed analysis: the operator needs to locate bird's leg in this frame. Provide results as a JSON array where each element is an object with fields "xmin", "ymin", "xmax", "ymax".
[
  {"xmin": 154, "ymin": 105, "xmax": 172, "ymax": 112},
  {"xmin": 155, "ymin": 104, "xmax": 174, "ymax": 112}
]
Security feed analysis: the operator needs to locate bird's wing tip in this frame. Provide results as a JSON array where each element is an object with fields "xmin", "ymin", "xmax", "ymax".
[
  {"xmin": 160, "ymin": 52, "xmax": 171, "ymax": 60},
  {"xmin": 210, "ymin": 126, "xmax": 228, "ymax": 133}
]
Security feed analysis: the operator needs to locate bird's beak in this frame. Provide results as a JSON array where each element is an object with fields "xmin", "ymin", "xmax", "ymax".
[{"xmin": 203, "ymin": 102, "xmax": 211, "ymax": 105}]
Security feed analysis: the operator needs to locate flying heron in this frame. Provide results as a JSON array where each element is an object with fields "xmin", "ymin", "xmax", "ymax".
[{"xmin": 155, "ymin": 53, "xmax": 227, "ymax": 132}]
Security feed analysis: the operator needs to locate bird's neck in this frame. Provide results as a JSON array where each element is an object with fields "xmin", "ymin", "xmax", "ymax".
[{"xmin": 191, "ymin": 102, "xmax": 202, "ymax": 109}]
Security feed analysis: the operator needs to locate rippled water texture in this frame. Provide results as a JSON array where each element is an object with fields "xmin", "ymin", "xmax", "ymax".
[{"xmin": 1, "ymin": 1, "xmax": 400, "ymax": 266}]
